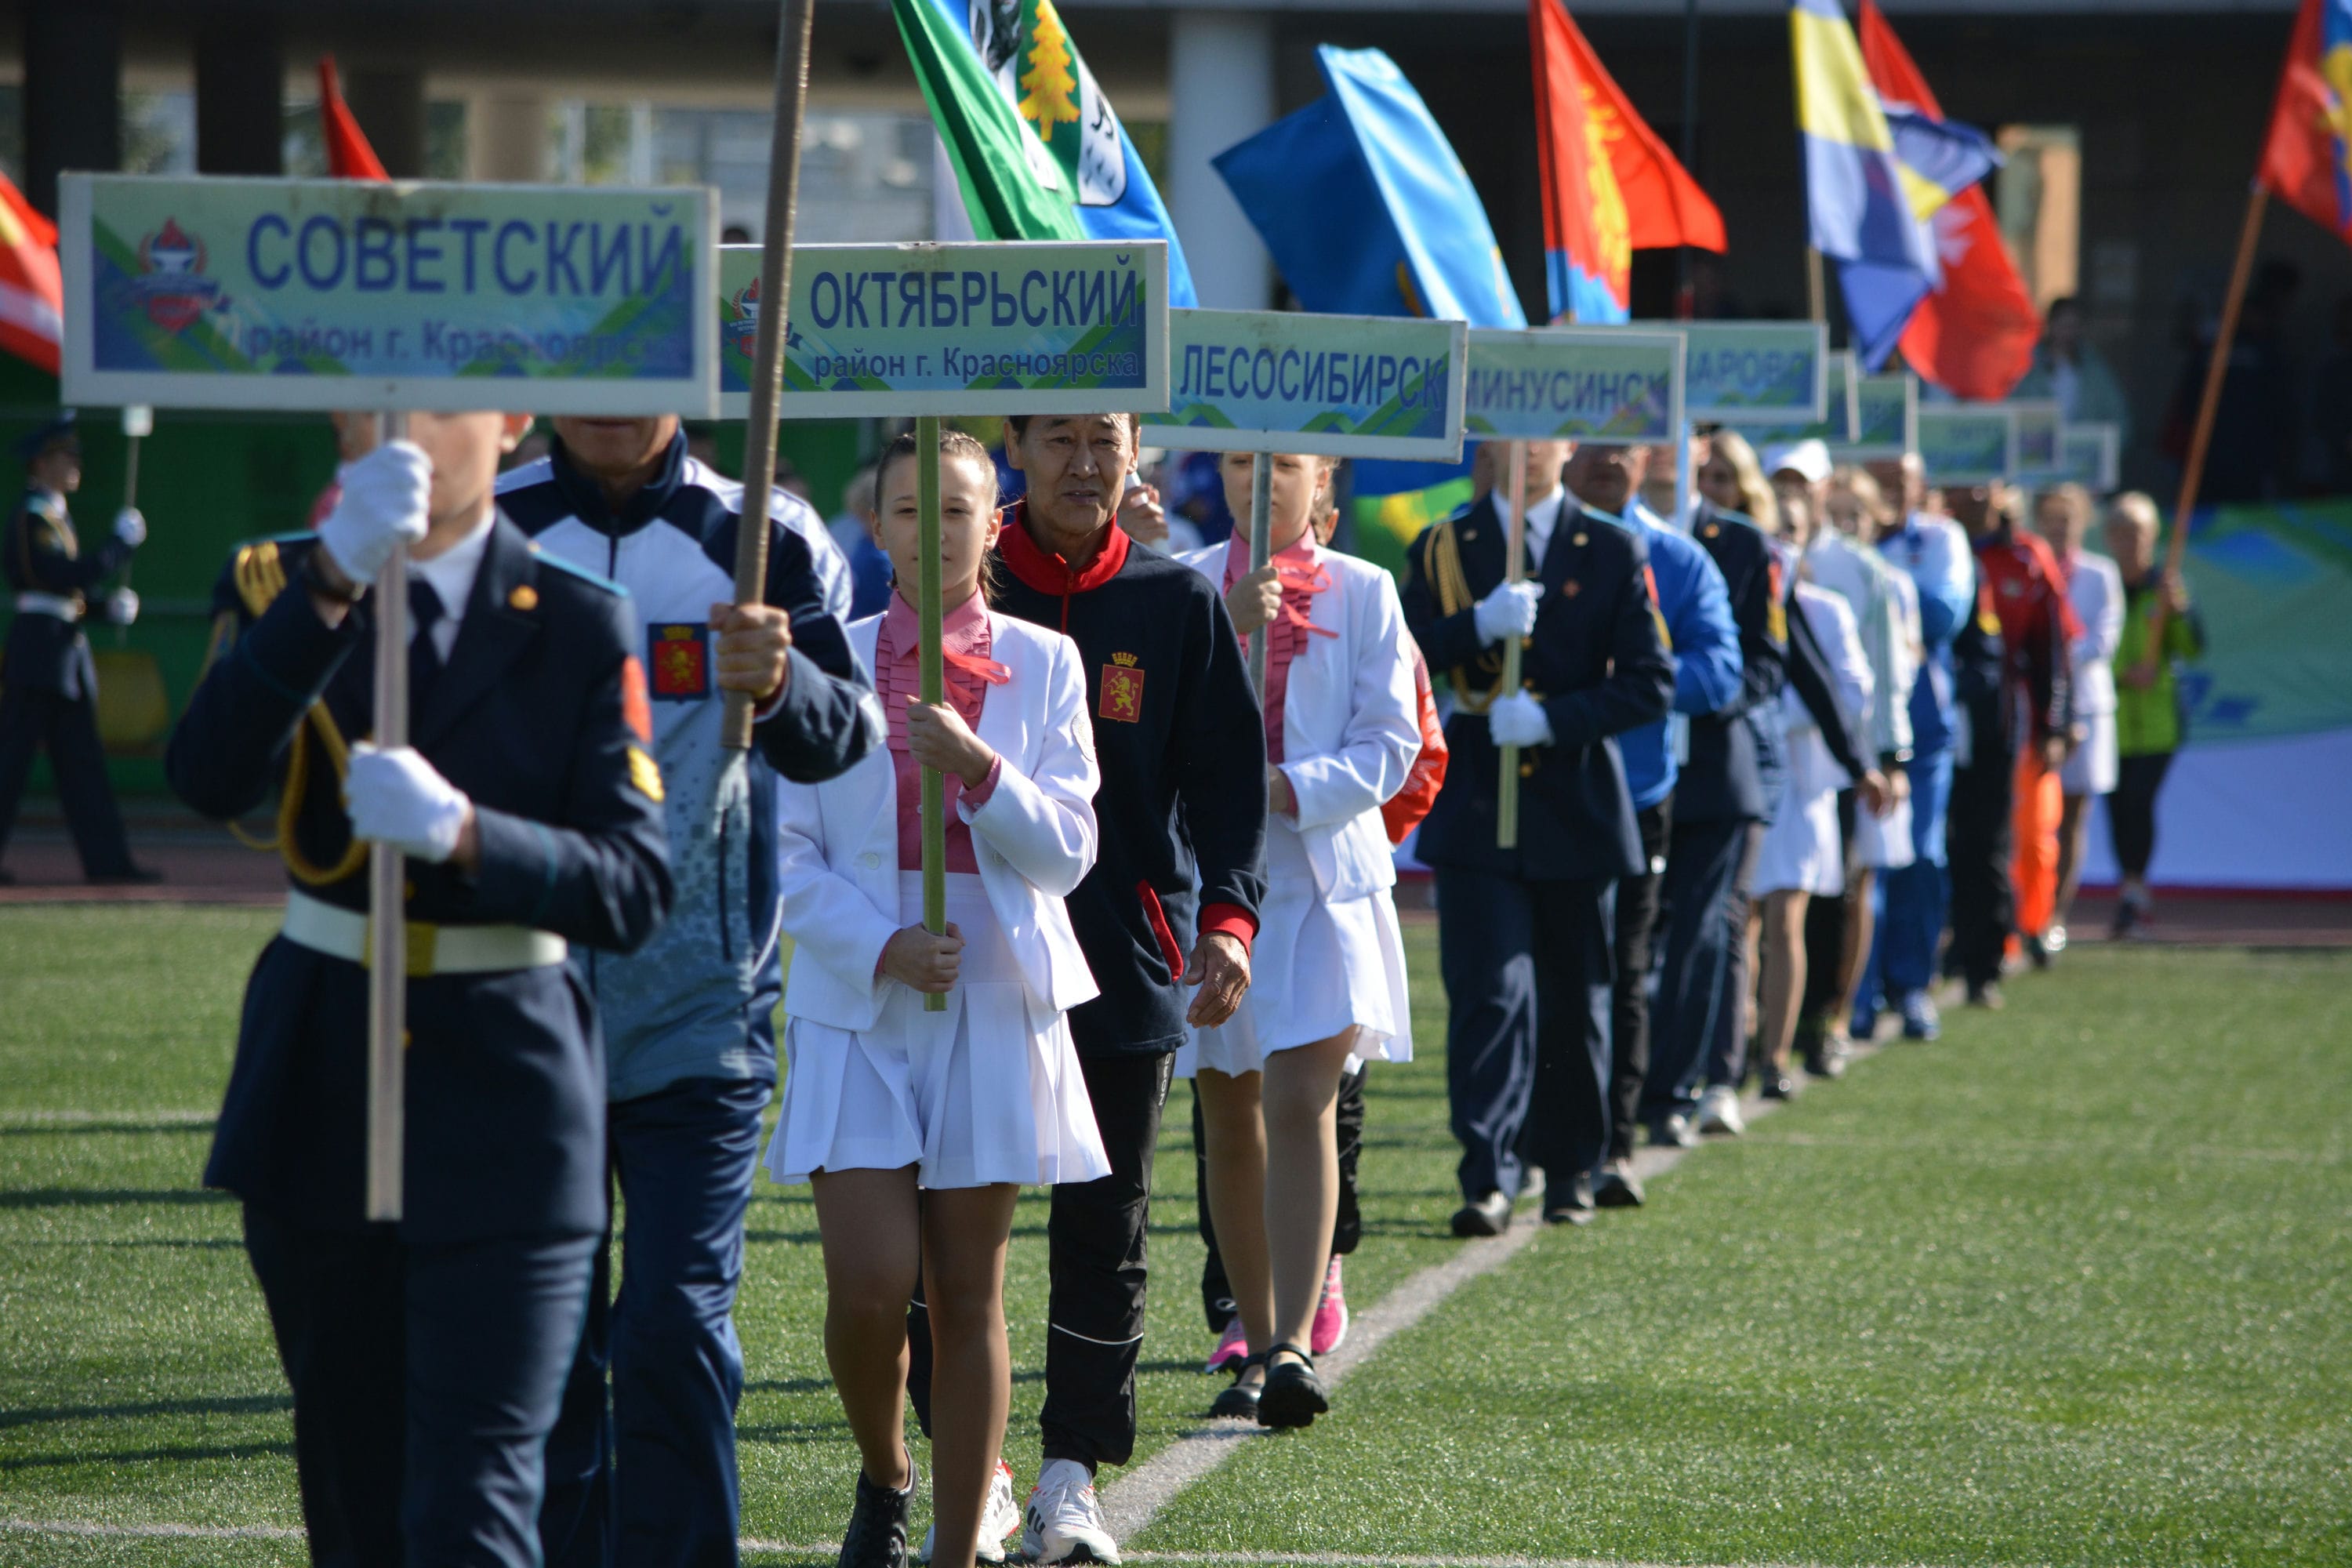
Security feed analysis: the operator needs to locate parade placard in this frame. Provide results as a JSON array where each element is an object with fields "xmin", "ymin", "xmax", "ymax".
[
  {"xmin": 1838, "ymin": 371, "xmax": 1918, "ymax": 459},
  {"xmin": 2060, "ymin": 423, "xmax": 2122, "ymax": 490},
  {"xmin": 1463, "ymin": 327, "xmax": 1683, "ymax": 444},
  {"xmin": 718, "ymin": 240, "xmax": 1168, "ymax": 418},
  {"xmin": 1735, "ymin": 351, "xmax": 1861, "ymax": 447},
  {"xmin": 61, "ymin": 173, "xmax": 718, "ymax": 415},
  {"xmin": 1137, "ymin": 308, "xmax": 1467, "ymax": 461},
  {"xmin": 1636, "ymin": 319, "xmax": 1827, "ymax": 423},
  {"xmin": 1917, "ymin": 405, "xmax": 2016, "ymax": 485},
  {"xmin": 2004, "ymin": 400, "xmax": 2065, "ymax": 481}
]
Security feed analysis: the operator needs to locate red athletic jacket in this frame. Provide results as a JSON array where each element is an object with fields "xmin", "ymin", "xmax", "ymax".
[
  {"xmin": 1381, "ymin": 644, "xmax": 1450, "ymax": 846},
  {"xmin": 1973, "ymin": 527, "xmax": 2076, "ymax": 746}
]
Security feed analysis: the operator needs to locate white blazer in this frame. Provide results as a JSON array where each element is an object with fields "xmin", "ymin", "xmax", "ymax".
[
  {"xmin": 2063, "ymin": 550, "xmax": 2125, "ymax": 718},
  {"xmin": 776, "ymin": 609, "xmax": 1102, "ymax": 1032},
  {"xmin": 1177, "ymin": 541, "xmax": 1420, "ymax": 903}
]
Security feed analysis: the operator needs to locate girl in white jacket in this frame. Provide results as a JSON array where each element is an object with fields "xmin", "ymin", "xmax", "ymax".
[
  {"xmin": 764, "ymin": 428, "xmax": 1107, "ymax": 1568},
  {"xmin": 1174, "ymin": 451, "xmax": 1419, "ymax": 1429}
]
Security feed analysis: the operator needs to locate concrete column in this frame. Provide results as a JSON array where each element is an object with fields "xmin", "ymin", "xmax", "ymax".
[
  {"xmin": 23, "ymin": 0, "xmax": 122, "ymax": 217},
  {"xmin": 1166, "ymin": 13, "xmax": 1276, "ymax": 310},
  {"xmin": 195, "ymin": 17, "xmax": 285, "ymax": 176},
  {"xmin": 470, "ymin": 92, "xmax": 554, "ymax": 183},
  {"xmin": 345, "ymin": 67, "xmax": 428, "ymax": 180}
]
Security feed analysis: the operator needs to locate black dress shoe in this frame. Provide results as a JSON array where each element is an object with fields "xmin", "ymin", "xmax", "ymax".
[
  {"xmin": 1210, "ymin": 1356, "xmax": 1265, "ymax": 1420},
  {"xmin": 1450, "ymin": 1189, "xmax": 1512, "ymax": 1237},
  {"xmin": 1541, "ymin": 1171, "xmax": 1595, "ymax": 1225},
  {"xmin": 1758, "ymin": 1071, "xmax": 1796, "ymax": 1101},
  {"xmin": 1257, "ymin": 1343, "xmax": 1328, "ymax": 1429},
  {"xmin": 1592, "ymin": 1159, "xmax": 1645, "ymax": 1208}
]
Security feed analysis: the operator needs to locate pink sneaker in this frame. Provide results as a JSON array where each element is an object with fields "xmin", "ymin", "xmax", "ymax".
[
  {"xmin": 1310, "ymin": 1254, "xmax": 1349, "ymax": 1356},
  {"xmin": 1203, "ymin": 1316, "xmax": 1248, "ymax": 1374}
]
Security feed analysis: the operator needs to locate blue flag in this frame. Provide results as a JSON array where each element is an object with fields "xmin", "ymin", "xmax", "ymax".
[{"xmin": 1214, "ymin": 46, "xmax": 1526, "ymax": 329}]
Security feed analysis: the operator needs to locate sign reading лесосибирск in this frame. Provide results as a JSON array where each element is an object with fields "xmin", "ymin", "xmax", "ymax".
[
  {"xmin": 718, "ymin": 241, "xmax": 1168, "ymax": 418},
  {"xmin": 1463, "ymin": 327, "xmax": 1685, "ymax": 445},
  {"xmin": 60, "ymin": 173, "xmax": 717, "ymax": 415},
  {"xmin": 1137, "ymin": 309, "xmax": 1468, "ymax": 461}
]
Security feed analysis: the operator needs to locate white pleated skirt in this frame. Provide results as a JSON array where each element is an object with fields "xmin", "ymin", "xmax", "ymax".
[
  {"xmin": 764, "ymin": 873, "xmax": 1109, "ymax": 1190},
  {"xmin": 1177, "ymin": 818, "xmax": 1413, "ymax": 1079},
  {"xmin": 2061, "ymin": 710, "xmax": 2119, "ymax": 797},
  {"xmin": 1755, "ymin": 768, "xmax": 1846, "ymax": 898}
]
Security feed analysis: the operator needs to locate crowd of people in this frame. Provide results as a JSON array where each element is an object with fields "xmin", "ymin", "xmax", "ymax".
[{"xmin": 4, "ymin": 387, "xmax": 2203, "ymax": 1568}]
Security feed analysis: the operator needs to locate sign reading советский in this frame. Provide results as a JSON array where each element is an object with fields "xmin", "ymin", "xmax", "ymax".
[
  {"xmin": 1464, "ymin": 327, "xmax": 1685, "ymax": 445},
  {"xmin": 1135, "ymin": 309, "xmax": 1467, "ymax": 461},
  {"xmin": 60, "ymin": 174, "xmax": 717, "ymax": 415},
  {"xmin": 719, "ymin": 241, "xmax": 1168, "ymax": 418}
]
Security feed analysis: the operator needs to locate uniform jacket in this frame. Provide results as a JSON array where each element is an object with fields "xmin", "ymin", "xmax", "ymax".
[
  {"xmin": 1613, "ymin": 500, "xmax": 1742, "ymax": 811},
  {"xmin": 1973, "ymin": 527, "xmax": 2074, "ymax": 747},
  {"xmin": 1806, "ymin": 530, "xmax": 1918, "ymax": 764},
  {"xmin": 1676, "ymin": 503, "xmax": 1789, "ymax": 825},
  {"xmin": 1176, "ymin": 539, "xmax": 1420, "ymax": 903},
  {"xmin": 1784, "ymin": 582, "xmax": 1873, "ymax": 800},
  {"xmin": 1401, "ymin": 492, "xmax": 1674, "ymax": 880},
  {"xmin": 167, "ymin": 522, "xmax": 673, "ymax": 1243},
  {"xmin": 991, "ymin": 510, "xmax": 1267, "ymax": 1056},
  {"xmin": 3, "ymin": 487, "xmax": 128, "ymax": 697},
  {"xmin": 1878, "ymin": 510, "xmax": 1976, "ymax": 754},
  {"xmin": 498, "ymin": 434, "xmax": 877, "ymax": 1102},
  {"xmin": 777, "ymin": 609, "xmax": 1100, "ymax": 1033},
  {"xmin": 2056, "ymin": 547, "xmax": 2124, "ymax": 720}
]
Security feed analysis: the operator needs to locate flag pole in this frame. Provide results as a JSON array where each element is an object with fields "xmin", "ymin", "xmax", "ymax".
[
  {"xmin": 1806, "ymin": 245, "xmax": 1828, "ymax": 325},
  {"xmin": 1496, "ymin": 441, "xmax": 1530, "ymax": 850},
  {"xmin": 720, "ymin": 0, "xmax": 818, "ymax": 753},
  {"xmin": 1677, "ymin": 0, "xmax": 1701, "ymax": 315},
  {"xmin": 365, "ymin": 407, "xmax": 409, "ymax": 1223},
  {"xmin": 1248, "ymin": 454, "xmax": 1273, "ymax": 694},
  {"xmin": 2140, "ymin": 183, "xmax": 2267, "ymax": 677},
  {"xmin": 916, "ymin": 415, "xmax": 949, "ymax": 1014}
]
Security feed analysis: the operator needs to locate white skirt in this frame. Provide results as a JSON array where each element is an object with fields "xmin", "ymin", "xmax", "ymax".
[
  {"xmin": 764, "ymin": 873, "xmax": 1109, "ymax": 1190},
  {"xmin": 1755, "ymin": 769, "xmax": 1846, "ymax": 898},
  {"xmin": 1856, "ymin": 796, "xmax": 1916, "ymax": 872},
  {"xmin": 1177, "ymin": 818, "xmax": 1413, "ymax": 1079},
  {"xmin": 2062, "ymin": 710, "xmax": 2119, "ymax": 797}
]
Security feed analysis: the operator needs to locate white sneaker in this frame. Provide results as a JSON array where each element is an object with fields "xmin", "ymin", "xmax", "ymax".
[
  {"xmin": 1022, "ymin": 1457, "xmax": 1120, "ymax": 1564},
  {"xmin": 920, "ymin": 1457, "xmax": 1021, "ymax": 1563},
  {"xmin": 1696, "ymin": 1084, "xmax": 1746, "ymax": 1137}
]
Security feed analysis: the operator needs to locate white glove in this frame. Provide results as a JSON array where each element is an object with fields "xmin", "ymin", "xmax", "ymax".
[
  {"xmin": 318, "ymin": 441, "xmax": 432, "ymax": 587},
  {"xmin": 1487, "ymin": 691, "xmax": 1555, "ymax": 749},
  {"xmin": 113, "ymin": 507, "xmax": 147, "ymax": 549},
  {"xmin": 104, "ymin": 588, "xmax": 140, "ymax": 626},
  {"xmin": 1473, "ymin": 580, "xmax": 1542, "ymax": 646},
  {"xmin": 345, "ymin": 743, "xmax": 471, "ymax": 864}
]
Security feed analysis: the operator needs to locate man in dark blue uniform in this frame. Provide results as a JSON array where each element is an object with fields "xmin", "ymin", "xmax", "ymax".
[
  {"xmin": 1642, "ymin": 490, "xmax": 1787, "ymax": 1145},
  {"xmin": 1403, "ymin": 440, "xmax": 1675, "ymax": 1234},
  {"xmin": 168, "ymin": 412, "xmax": 673, "ymax": 1568},
  {"xmin": 0, "ymin": 412, "xmax": 156, "ymax": 884}
]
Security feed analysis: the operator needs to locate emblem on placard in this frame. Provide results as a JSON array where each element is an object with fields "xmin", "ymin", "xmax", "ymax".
[
  {"xmin": 134, "ymin": 218, "xmax": 223, "ymax": 332},
  {"xmin": 724, "ymin": 274, "xmax": 761, "ymax": 357},
  {"xmin": 649, "ymin": 623, "xmax": 710, "ymax": 700},
  {"xmin": 1098, "ymin": 652, "xmax": 1144, "ymax": 723}
]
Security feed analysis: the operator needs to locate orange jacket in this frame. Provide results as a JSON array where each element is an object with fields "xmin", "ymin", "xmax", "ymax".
[{"xmin": 1382, "ymin": 644, "xmax": 1450, "ymax": 846}]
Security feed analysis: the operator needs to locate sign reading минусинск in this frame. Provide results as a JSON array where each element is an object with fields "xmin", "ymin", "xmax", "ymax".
[
  {"xmin": 1463, "ymin": 327, "xmax": 1685, "ymax": 445},
  {"xmin": 61, "ymin": 173, "xmax": 718, "ymax": 415},
  {"xmin": 1137, "ymin": 308, "xmax": 1468, "ymax": 462},
  {"xmin": 719, "ymin": 241, "xmax": 1168, "ymax": 418}
]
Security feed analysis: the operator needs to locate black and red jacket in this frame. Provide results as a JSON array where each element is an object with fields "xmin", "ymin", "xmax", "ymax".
[{"xmin": 993, "ymin": 503, "xmax": 1267, "ymax": 1056}]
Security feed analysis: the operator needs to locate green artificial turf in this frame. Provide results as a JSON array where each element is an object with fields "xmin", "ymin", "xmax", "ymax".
[
  {"xmin": 1135, "ymin": 946, "xmax": 2352, "ymax": 1567},
  {"xmin": 4, "ymin": 906, "xmax": 2347, "ymax": 1567}
]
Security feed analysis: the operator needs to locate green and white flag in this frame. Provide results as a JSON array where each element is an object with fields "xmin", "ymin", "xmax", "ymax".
[{"xmin": 894, "ymin": 0, "xmax": 1199, "ymax": 303}]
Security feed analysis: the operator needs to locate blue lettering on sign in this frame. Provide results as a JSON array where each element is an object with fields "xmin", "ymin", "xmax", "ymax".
[{"xmin": 297, "ymin": 215, "xmax": 346, "ymax": 290}]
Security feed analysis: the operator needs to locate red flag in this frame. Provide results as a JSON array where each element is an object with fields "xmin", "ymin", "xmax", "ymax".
[
  {"xmin": 1858, "ymin": 0, "xmax": 2039, "ymax": 401},
  {"xmin": 319, "ymin": 56, "xmax": 390, "ymax": 181},
  {"xmin": 0, "ymin": 170, "xmax": 62, "ymax": 375},
  {"xmin": 2258, "ymin": 0, "xmax": 2352, "ymax": 248}
]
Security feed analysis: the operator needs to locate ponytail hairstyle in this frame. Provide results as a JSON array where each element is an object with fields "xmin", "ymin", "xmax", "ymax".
[{"xmin": 876, "ymin": 426, "xmax": 1005, "ymax": 604}]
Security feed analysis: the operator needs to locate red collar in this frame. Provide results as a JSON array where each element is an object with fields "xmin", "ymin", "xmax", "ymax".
[{"xmin": 1000, "ymin": 499, "xmax": 1132, "ymax": 596}]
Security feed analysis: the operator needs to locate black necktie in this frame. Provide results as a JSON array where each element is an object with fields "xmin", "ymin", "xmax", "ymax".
[{"xmin": 408, "ymin": 579, "xmax": 446, "ymax": 719}]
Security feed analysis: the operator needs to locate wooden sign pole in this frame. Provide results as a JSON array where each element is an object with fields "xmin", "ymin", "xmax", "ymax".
[
  {"xmin": 1247, "ymin": 453, "xmax": 1273, "ymax": 694},
  {"xmin": 916, "ymin": 415, "xmax": 949, "ymax": 1014},
  {"xmin": 720, "ymin": 0, "xmax": 818, "ymax": 752},
  {"xmin": 365, "ymin": 407, "xmax": 408, "ymax": 1223},
  {"xmin": 1496, "ymin": 441, "xmax": 1529, "ymax": 850}
]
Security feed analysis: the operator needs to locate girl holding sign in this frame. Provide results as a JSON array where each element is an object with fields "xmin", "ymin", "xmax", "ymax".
[
  {"xmin": 1174, "ymin": 451, "xmax": 1420, "ymax": 1428},
  {"xmin": 763, "ymin": 429, "xmax": 1108, "ymax": 1568}
]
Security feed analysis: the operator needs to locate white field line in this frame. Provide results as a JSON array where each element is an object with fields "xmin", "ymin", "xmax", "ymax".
[{"xmin": 1097, "ymin": 1050, "xmax": 1877, "ymax": 1548}]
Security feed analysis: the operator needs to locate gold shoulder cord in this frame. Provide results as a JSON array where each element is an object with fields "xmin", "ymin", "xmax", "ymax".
[
  {"xmin": 1428, "ymin": 519, "xmax": 1507, "ymax": 716},
  {"xmin": 220, "ymin": 543, "xmax": 368, "ymax": 884}
]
